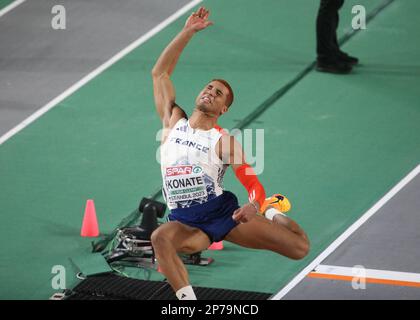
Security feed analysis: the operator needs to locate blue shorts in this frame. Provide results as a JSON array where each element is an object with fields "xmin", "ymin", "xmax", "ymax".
[{"xmin": 168, "ymin": 191, "xmax": 240, "ymax": 243}]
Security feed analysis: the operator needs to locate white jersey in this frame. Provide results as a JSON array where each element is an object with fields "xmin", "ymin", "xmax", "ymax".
[{"xmin": 160, "ymin": 118, "xmax": 228, "ymax": 209}]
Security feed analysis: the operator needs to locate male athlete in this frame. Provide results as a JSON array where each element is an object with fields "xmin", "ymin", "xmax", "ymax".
[{"xmin": 151, "ymin": 7, "xmax": 309, "ymax": 300}]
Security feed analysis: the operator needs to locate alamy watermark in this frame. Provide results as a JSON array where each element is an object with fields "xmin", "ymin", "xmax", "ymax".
[
  {"xmin": 156, "ymin": 127, "xmax": 265, "ymax": 174},
  {"xmin": 51, "ymin": 5, "xmax": 66, "ymax": 30},
  {"xmin": 351, "ymin": 265, "xmax": 366, "ymax": 290},
  {"xmin": 352, "ymin": 5, "xmax": 366, "ymax": 30},
  {"xmin": 51, "ymin": 265, "xmax": 66, "ymax": 290}
]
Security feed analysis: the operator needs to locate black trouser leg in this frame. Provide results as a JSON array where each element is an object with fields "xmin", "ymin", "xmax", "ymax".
[
  {"xmin": 332, "ymin": 1, "xmax": 345, "ymax": 52},
  {"xmin": 316, "ymin": 0, "xmax": 345, "ymax": 60}
]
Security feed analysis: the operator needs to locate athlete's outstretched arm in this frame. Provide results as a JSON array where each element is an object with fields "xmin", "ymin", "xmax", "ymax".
[
  {"xmin": 220, "ymin": 135, "xmax": 309, "ymax": 243},
  {"xmin": 151, "ymin": 7, "xmax": 213, "ymax": 123},
  {"xmin": 218, "ymin": 135, "xmax": 265, "ymax": 221}
]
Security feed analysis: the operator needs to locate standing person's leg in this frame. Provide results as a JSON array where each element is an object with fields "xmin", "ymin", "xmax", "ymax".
[
  {"xmin": 332, "ymin": 0, "xmax": 359, "ymax": 65},
  {"xmin": 332, "ymin": 0, "xmax": 345, "ymax": 52},
  {"xmin": 316, "ymin": 0, "xmax": 352, "ymax": 73},
  {"xmin": 224, "ymin": 214, "xmax": 310, "ymax": 260},
  {"xmin": 151, "ymin": 221, "xmax": 211, "ymax": 299},
  {"xmin": 316, "ymin": 0, "xmax": 340, "ymax": 59}
]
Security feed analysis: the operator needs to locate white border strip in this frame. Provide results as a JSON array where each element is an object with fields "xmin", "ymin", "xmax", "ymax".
[
  {"xmin": 271, "ymin": 164, "xmax": 420, "ymax": 299},
  {"xmin": 0, "ymin": 0, "xmax": 203, "ymax": 146},
  {"xmin": 0, "ymin": 0, "xmax": 25, "ymax": 18},
  {"xmin": 314, "ymin": 265, "xmax": 420, "ymax": 283}
]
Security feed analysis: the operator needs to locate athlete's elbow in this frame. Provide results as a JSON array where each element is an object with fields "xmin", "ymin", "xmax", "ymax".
[
  {"xmin": 151, "ymin": 66, "xmax": 160, "ymax": 77},
  {"xmin": 151, "ymin": 68, "xmax": 169, "ymax": 79}
]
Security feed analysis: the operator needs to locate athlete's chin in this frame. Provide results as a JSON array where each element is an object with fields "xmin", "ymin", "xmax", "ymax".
[{"xmin": 197, "ymin": 104, "xmax": 211, "ymax": 112}]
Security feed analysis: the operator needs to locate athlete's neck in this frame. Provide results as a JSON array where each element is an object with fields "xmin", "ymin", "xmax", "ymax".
[{"xmin": 189, "ymin": 109, "xmax": 218, "ymax": 130}]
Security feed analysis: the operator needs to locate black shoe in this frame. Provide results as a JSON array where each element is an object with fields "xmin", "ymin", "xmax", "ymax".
[
  {"xmin": 316, "ymin": 58, "xmax": 352, "ymax": 74},
  {"xmin": 337, "ymin": 51, "xmax": 359, "ymax": 65}
]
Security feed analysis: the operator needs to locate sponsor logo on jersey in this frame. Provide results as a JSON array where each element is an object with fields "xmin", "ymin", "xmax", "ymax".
[
  {"xmin": 192, "ymin": 166, "xmax": 202, "ymax": 174},
  {"xmin": 166, "ymin": 165, "xmax": 193, "ymax": 176}
]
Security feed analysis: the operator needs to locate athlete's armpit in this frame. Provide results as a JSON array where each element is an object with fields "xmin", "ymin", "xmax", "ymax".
[{"xmin": 168, "ymin": 105, "xmax": 187, "ymax": 128}]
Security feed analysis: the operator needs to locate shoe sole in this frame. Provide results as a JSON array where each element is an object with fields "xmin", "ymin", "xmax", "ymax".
[
  {"xmin": 316, "ymin": 66, "xmax": 352, "ymax": 74},
  {"xmin": 343, "ymin": 60, "xmax": 359, "ymax": 66}
]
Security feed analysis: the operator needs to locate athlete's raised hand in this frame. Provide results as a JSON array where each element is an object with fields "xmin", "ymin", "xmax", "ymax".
[{"xmin": 184, "ymin": 6, "xmax": 213, "ymax": 32}]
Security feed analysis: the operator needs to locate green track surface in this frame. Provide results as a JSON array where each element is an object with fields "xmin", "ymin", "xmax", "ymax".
[
  {"xmin": 1, "ymin": 0, "xmax": 419, "ymax": 299},
  {"xmin": 0, "ymin": 0, "xmax": 14, "ymax": 10}
]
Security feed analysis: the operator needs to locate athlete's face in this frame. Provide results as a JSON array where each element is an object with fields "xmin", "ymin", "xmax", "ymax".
[{"xmin": 195, "ymin": 81, "xmax": 230, "ymax": 116}]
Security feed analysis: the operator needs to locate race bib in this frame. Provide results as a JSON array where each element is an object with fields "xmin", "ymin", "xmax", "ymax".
[{"xmin": 164, "ymin": 165, "xmax": 208, "ymax": 204}]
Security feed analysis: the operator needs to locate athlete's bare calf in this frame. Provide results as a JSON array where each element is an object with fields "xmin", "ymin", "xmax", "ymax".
[{"xmin": 151, "ymin": 221, "xmax": 210, "ymax": 292}]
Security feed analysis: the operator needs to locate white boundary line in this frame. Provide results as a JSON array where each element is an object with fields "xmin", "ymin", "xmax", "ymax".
[
  {"xmin": 314, "ymin": 265, "xmax": 420, "ymax": 283},
  {"xmin": 0, "ymin": 0, "xmax": 25, "ymax": 18},
  {"xmin": 0, "ymin": 0, "xmax": 203, "ymax": 146},
  {"xmin": 271, "ymin": 164, "xmax": 420, "ymax": 299}
]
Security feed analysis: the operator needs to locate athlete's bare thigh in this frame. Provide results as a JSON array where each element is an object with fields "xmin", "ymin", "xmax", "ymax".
[{"xmin": 152, "ymin": 221, "xmax": 211, "ymax": 254}]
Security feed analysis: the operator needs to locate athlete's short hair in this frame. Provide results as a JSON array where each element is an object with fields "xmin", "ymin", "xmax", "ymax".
[{"xmin": 211, "ymin": 79, "xmax": 234, "ymax": 108}]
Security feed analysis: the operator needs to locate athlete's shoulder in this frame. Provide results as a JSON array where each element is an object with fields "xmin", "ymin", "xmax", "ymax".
[{"xmin": 214, "ymin": 124, "xmax": 228, "ymax": 135}]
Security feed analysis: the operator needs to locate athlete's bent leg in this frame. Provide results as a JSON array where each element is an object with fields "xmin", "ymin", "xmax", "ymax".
[
  {"xmin": 225, "ymin": 215, "xmax": 310, "ymax": 260},
  {"xmin": 151, "ymin": 221, "xmax": 211, "ymax": 293}
]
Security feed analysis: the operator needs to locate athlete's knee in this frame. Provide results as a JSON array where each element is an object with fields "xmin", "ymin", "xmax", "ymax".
[
  {"xmin": 290, "ymin": 237, "xmax": 310, "ymax": 260},
  {"xmin": 151, "ymin": 227, "xmax": 173, "ymax": 251}
]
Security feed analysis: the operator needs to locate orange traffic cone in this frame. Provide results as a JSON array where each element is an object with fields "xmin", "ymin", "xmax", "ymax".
[
  {"xmin": 81, "ymin": 199, "xmax": 99, "ymax": 237},
  {"xmin": 208, "ymin": 241, "xmax": 223, "ymax": 250}
]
